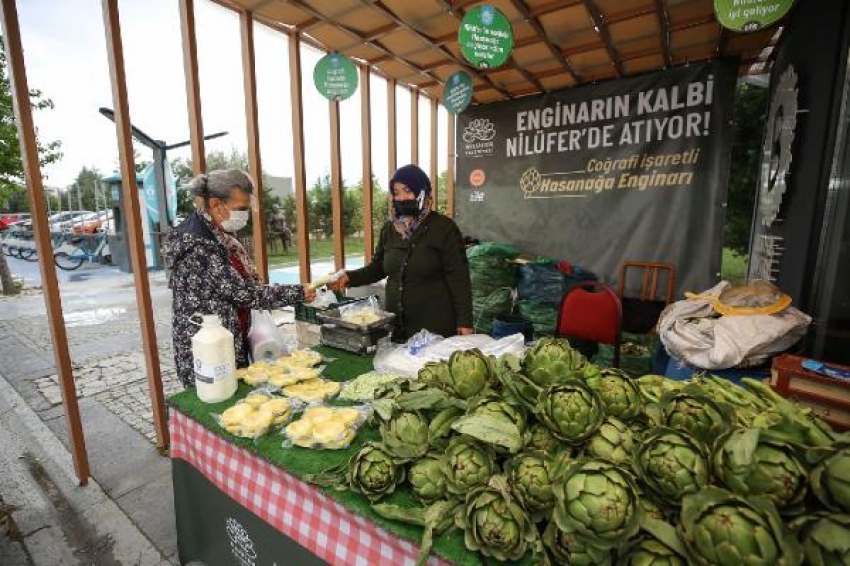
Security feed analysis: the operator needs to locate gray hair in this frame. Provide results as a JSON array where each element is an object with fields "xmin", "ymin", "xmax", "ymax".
[{"xmin": 188, "ymin": 169, "xmax": 254, "ymax": 201}]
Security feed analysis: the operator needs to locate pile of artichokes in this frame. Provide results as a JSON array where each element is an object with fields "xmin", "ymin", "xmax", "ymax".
[{"xmin": 314, "ymin": 339, "xmax": 850, "ymax": 565}]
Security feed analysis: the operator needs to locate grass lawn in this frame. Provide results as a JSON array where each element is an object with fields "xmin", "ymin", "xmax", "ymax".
[
  {"xmin": 267, "ymin": 237, "xmax": 364, "ymax": 266},
  {"xmin": 722, "ymin": 248, "xmax": 749, "ymax": 282}
]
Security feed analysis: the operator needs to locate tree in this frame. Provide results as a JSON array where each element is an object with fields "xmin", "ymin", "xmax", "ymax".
[
  {"xmin": 725, "ymin": 83, "xmax": 768, "ymax": 256},
  {"xmin": 0, "ymin": 38, "xmax": 62, "ymax": 295},
  {"xmin": 65, "ymin": 166, "xmax": 103, "ymax": 211}
]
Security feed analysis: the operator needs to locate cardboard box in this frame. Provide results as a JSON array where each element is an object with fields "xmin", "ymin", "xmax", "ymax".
[{"xmin": 771, "ymin": 354, "xmax": 850, "ymax": 431}]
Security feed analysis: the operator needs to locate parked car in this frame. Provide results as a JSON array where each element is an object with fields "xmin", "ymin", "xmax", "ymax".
[
  {"xmin": 71, "ymin": 211, "xmax": 113, "ymax": 234},
  {"xmin": 0, "ymin": 213, "xmax": 31, "ymax": 231},
  {"xmin": 49, "ymin": 210, "xmax": 95, "ymax": 233}
]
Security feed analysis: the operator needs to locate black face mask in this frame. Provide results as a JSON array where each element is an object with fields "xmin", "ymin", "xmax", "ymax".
[{"xmin": 393, "ymin": 199, "xmax": 421, "ymax": 217}]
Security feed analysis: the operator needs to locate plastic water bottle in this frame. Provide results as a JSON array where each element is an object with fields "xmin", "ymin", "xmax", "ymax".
[{"xmin": 192, "ymin": 314, "xmax": 237, "ymax": 403}]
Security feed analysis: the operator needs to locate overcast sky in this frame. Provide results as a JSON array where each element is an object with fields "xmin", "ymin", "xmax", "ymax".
[{"xmin": 17, "ymin": 0, "xmax": 449, "ymax": 191}]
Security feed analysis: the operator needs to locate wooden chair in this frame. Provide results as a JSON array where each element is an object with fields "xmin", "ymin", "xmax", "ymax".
[
  {"xmin": 617, "ymin": 261, "xmax": 676, "ymax": 334},
  {"xmin": 556, "ymin": 281, "xmax": 623, "ymax": 368}
]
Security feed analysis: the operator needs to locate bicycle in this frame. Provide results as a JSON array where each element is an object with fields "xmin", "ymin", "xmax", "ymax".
[{"xmin": 53, "ymin": 234, "xmax": 111, "ymax": 271}]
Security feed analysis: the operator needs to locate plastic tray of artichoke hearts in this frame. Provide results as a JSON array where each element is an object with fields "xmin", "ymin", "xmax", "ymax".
[
  {"xmin": 282, "ymin": 404, "xmax": 373, "ymax": 450},
  {"xmin": 212, "ymin": 391, "xmax": 303, "ymax": 441},
  {"xmin": 315, "ymin": 306, "xmax": 396, "ymax": 332}
]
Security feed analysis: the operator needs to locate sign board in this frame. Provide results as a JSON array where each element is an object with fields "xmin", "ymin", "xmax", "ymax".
[
  {"xmin": 141, "ymin": 161, "xmax": 177, "ymax": 224},
  {"xmin": 714, "ymin": 0, "xmax": 795, "ymax": 32},
  {"xmin": 454, "ymin": 60, "xmax": 739, "ymax": 295},
  {"xmin": 313, "ymin": 53, "xmax": 359, "ymax": 101},
  {"xmin": 458, "ymin": 5, "xmax": 513, "ymax": 69},
  {"xmin": 443, "ymin": 71, "xmax": 474, "ymax": 114}
]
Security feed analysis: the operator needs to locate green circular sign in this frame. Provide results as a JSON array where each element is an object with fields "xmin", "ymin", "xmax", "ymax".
[
  {"xmin": 313, "ymin": 52, "xmax": 358, "ymax": 101},
  {"xmin": 714, "ymin": 0, "xmax": 795, "ymax": 32},
  {"xmin": 443, "ymin": 71, "xmax": 474, "ymax": 114},
  {"xmin": 458, "ymin": 5, "xmax": 513, "ymax": 69}
]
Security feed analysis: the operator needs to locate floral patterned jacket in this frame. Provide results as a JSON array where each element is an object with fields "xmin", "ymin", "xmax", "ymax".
[{"xmin": 163, "ymin": 212, "xmax": 304, "ymax": 388}]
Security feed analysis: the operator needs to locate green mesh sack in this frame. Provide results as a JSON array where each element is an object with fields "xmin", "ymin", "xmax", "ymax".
[
  {"xmin": 593, "ymin": 333, "xmax": 659, "ymax": 377},
  {"xmin": 516, "ymin": 300, "xmax": 558, "ymax": 337},
  {"xmin": 473, "ymin": 288, "xmax": 513, "ymax": 335},
  {"xmin": 466, "ymin": 242, "xmax": 520, "ymax": 260}
]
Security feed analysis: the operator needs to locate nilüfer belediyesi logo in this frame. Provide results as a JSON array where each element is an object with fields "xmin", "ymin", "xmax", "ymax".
[
  {"xmin": 227, "ymin": 517, "xmax": 257, "ymax": 566},
  {"xmin": 463, "ymin": 118, "xmax": 496, "ymax": 157}
]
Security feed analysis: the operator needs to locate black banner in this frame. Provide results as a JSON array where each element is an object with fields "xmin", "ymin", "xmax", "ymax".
[{"xmin": 455, "ymin": 60, "xmax": 738, "ymax": 295}]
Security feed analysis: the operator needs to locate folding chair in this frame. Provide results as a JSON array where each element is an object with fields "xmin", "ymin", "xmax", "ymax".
[
  {"xmin": 556, "ymin": 281, "xmax": 623, "ymax": 368},
  {"xmin": 618, "ymin": 261, "xmax": 676, "ymax": 334}
]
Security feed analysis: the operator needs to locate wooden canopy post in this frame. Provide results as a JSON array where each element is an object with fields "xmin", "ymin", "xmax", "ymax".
[
  {"xmin": 410, "ymin": 88, "xmax": 418, "ymax": 165},
  {"xmin": 240, "ymin": 11, "xmax": 268, "ymax": 281},
  {"xmin": 329, "ymin": 99, "xmax": 344, "ymax": 271},
  {"xmin": 179, "ymin": 0, "xmax": 206, "ymax": 174},
  {"xmin": 1, "ymin": 0, "xmax": 91, "ymax": 485},
  {"xmin": 101, "ymin": 0, "xmax": 169, "ymax": 452},
  {"xmin": 289, "ymin": 33, "xmax": 311, "ymax": 284},
  {"xmin": 387, "ymin": 79, "xmax": 397, "ymax": 176},
  {"xmin": 360, "ymin": 66, "xmax": 374, "ymax": 262},
  {"xmin": 447, "ymin": 112, "xmax": 455, "ymax": 218},
  {"xmin": 430, "ymin": 96, "xmax": 438, "ymax": 210}
]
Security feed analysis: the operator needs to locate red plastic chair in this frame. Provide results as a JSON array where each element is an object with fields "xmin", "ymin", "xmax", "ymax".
[{"xmin": 556, "ymin": 281, "xmax": 623, "ymax": 368}]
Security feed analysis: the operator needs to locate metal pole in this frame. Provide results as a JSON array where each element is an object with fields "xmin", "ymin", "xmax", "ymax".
[
  {"xmin": 153, "ymin": 146, "xmax": 168, "ymax": 270},
  {"xmin": 329, "ymin": 99, "xmax": 344, "ymax": 271}
]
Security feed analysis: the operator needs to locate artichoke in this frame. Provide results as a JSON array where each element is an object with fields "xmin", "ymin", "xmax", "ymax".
[
  {"xmin": 443, "ymin": 436, "xmax": 497, "ymax": 495},
  {"xmin": 427, "ymin": 406, "xmax": 463, "ymax": 449},
  {"xmin": 542, "ymin": 520, "xmax": 613, "ymax": 566},
  {"xmin": 714, "ymin": 428, "xmax": 808, "ymax": 513},
  {"xmin": 379, "ymin": 411, "xmax": 430, "ymax": 459},
  {"xmin": 418, "ymin": 361, "xmax": 450, "ymax": 388},
  {"xmin": 638, "ymin": 494, "xmax": 668, "ymax": 523},
  {"xmin": 522, "ymin": 337, "xmax": 587, "ymax": 387},
  {"xmin": 505, "ymin": 451, "xmax": 555, "ymax": 521},
  {"xmin": 680, "ymin": 487, "xmax": 803, "ymax": 566},
  {"xmin": 808, "ymin": 443, "xmax": 850, "ymax": 513},
  {"xmin": 619, "ymin": 518, "xmax": 688, "ymax": 566},
  {"xmin": 552, "ymin": 458, "xmax": 641, "ymax": 550},
  {"xmin": 790, "ymin": 512, "xmax": 850, "ymax": 566},
  {"xmin": 585, "ymin": 368, "xmax": 643, "ymax": 421},
  {"xmin": 658, "ymin": 387, "xmax": 731, "ymax": 444},
  {"xmin": 472, "ymin": 395, "xmax": 526, "ymax": 431},
  {"xmin": 347, "ymin": 443, "xmax": 405, "ymax": 502},
  {"xmin": 459, "ymin": 475, "xmax": 538, "ymax": 562},
  {"xmin": 536, "ymin": 380, "xmax": 605, "ymax": 445},
  {"xmin": 524, "ymin": 422, "xmax": 566, "ymax": 455},
  {"xmin": 408, "ymin": 455, "xmax": 446, "ymax": 503},
  {"xmin": 636, "ymin": 374, "xmax": 682, "ymax": 404},
  {"xmin": 445, "ymin": 349, "xmax": 491, "ymax": 399},
  {"xmin": 634, "ymin": 427, "xmax": 711, "ymax": 508},
  {"xmin": 584, "ymin": 416, "xmax": 635, "ymax": 465}
]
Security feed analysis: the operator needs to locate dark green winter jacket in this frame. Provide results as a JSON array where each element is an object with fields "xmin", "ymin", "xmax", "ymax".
[{"xmin": 347, "ymin": 213, "xmax": 473, "ymax": 341}]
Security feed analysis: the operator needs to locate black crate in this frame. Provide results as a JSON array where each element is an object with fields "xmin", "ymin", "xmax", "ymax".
[{"xmin": 294, "ymin": 294, "xmax": 359, "ymax": 324}]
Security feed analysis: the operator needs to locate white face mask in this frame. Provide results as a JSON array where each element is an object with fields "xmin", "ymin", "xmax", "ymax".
[{"xmin": 220, "ymin": 209, "xmax": 249, "ymax": 233}]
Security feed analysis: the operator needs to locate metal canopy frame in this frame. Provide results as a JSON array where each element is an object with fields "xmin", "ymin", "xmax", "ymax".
[{"xmin": 0, "ymin": 0, "xmax": 781, "ymax": 485}]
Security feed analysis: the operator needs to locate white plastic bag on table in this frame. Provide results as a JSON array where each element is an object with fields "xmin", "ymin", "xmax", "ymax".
[
  {"xmin": 249, "ymin": 310, "xmax": 285, "ymax": 362},
  {"xmin": 309, "ymin": 288, "xmax": 337, "ymax": 309},
  {"xmin": 658, "ymin": 281, "xmax": 811, "ymax": 370}
]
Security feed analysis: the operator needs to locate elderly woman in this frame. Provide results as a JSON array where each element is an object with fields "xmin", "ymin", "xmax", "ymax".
[
  {"xmin": 329, "ymin": 164, "xmax": 473, "ymax": 340},
  {"xmin": 164, "ymin": 169, "xmax": 315, "ymax": 388}
]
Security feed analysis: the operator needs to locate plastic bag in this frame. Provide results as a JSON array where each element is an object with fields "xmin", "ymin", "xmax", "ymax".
[
  {"xmin": 338, "ymin": 371, "xmax": 406, "ymax": 402},
  {"xmin": 282, "ymin": 404, "xmax": 373, "ymax": 450},
  {"xmin": 249, "ymin": 310, "xmax": 285, "ymax": 362},
  {"xmin": 516, "ymin": 300, "xmax": 558, "ymax": 337},
  {"xmin": 309, "ymin": 288, "xmax": 338, "ymax": 309},
  {"xmin": 213, "ymin": 392, "xmax": 300, "ymax": 440},
  {"xmin": 518, "ymin": 263, "xmax": 567, "ymax": 304}
]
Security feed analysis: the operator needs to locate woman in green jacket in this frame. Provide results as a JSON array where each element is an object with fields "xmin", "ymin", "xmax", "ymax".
[{"xmin": 330, "ymin": 164, "xmax": 473, "ymax": 340}]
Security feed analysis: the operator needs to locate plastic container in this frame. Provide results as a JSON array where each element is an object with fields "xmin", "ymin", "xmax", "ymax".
[{"xmin": 192, "ymin": 314, "xmax": 237, "ymax": 403}]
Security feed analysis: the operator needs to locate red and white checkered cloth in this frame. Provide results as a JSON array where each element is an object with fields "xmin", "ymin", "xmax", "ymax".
[{"xmin": 170, "ymin": 410, "xmax": 450, "ymax": 566}]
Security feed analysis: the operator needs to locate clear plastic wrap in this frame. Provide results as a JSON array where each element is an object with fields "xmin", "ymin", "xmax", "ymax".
[
  {"xmin": 338, "ymin": 371, "xmax": 406, "ymax": 402},
  {"xmin": 212, "ymin": 393, "xmax": 301, "ymax": 440},
  {"xmin": 282, "ymin": 404, "xmax": 373, "ymax": 450}
]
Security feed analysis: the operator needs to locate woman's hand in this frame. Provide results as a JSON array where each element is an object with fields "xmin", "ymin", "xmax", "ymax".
[
  {"xmin": 327, "ymin": 272, "xmax": 350, "ymax": 291},
  {"xmin": 457, "ymin": 327, "xmax": 474, "ymax": 335},
  {"xmin": 302, "ymin": 286, "xmax": 317, "ymax": 303}
]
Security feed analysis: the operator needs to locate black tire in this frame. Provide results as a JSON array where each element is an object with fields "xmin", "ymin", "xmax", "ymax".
[
  {"xmin": 9, "ymin": 246, "xmax": 21, "ymax": 258},
  {"xmin": 20, "ymin": 248, "xmax": 36, "ymax": 261},
  {"xmin": 54, "ymin": 251, "xmax": 84, "ymax": 270}
]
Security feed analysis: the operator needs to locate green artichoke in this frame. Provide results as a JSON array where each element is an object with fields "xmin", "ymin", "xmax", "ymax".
[
  {"xmin": 427, "ymin": 406, "xmax": 463, "ymax": 449},
  {"xmin": 505, "ymin": 451, "xmax": 554, "ymax": 521},
  {"xmin": 379, "ymin": 411, "xmax": 430, "ymax": 459},
  {"xmin": 691, "ymin": 374, "xmax": 767, "ymax": 427},
  {"xmin": 552, "ymin": 458, "xmax": 641, "ymax": 550},
  {"xmin": 418, "ymin": 361, "xmax": 451, "ymax": 388},
  {"xmin": 536, "ymin": 380, "xmax": 605, "ymax": 445},
  {"xmin": 443, "ymin": 436, "xmax": 497, "ymax": 495},
  {"xmin": 790, "ymin": 512, "xmax": 850, "ymax": 566},
  {"xmin": 459, "ymin": 475, "xmax": 538, "ymax": 562},
  {"xmin": 619, "ymin": 518, "xmax": 688, "ymax": 566},
  {"xmin": 638, "ymin": 494, "xmax": 668, "ymax": 523},
  {"xmin": 634, "ymin": 427, "xmax": 711, "ymax": 508},
  {"xmin": 680, "ymin": 487, "xmax": 803, "ymax": 566},
  {"xmin": 809, "ymin": 443, "xmax": 850, "ymax": 513},
  {"xmin": 584, "ymin": 416, "xmax": 635, "ymax": 465},
  {"xmin": 636, "ymin": 374, "xmax": 682, "ymax": 404},
  {"xmin": 408, "ymin": 455, "xmax": 446, "ymax": 503},
  {"xmin": 714, "ymin": 428, "xmax": 808, "ymax": 513},
  {"xmin": 446, "ymin": 349, "xmax": 492, "ymax": 399},
  {"xmin": 347, "ymin": 443, "xmax": 405, "ymax": 502},
  {"xmin": 472, "ymin": 395, "xmax": 526, "ymax": 431},
  {"xmin": 659, "ymin": 387, "xmax": 731, "ymax": 444},
  {"xmin": 522, "ymin": 337, "xmax": 587, "ymax": 387},
  {"xmin": 524, "ymin": 422, "xmax": 566, "ymax": 455},
  {"xmin": 586, "ymin": 368, "xmax": 643, "ymax": 421},
  {"xmin": 542, "ymin": 520, "xmax": 613, "ymax": 566}
]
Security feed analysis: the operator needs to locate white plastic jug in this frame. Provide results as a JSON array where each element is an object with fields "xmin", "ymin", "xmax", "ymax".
[{"xmin": 191, "ymin": 314, "xmax": 237, "ymax": 403}]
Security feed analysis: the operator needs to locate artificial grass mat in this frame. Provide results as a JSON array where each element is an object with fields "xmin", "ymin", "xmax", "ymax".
[{"xmin": 168, "ymin": 346, "xmax": 531, "ymax": 566}]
